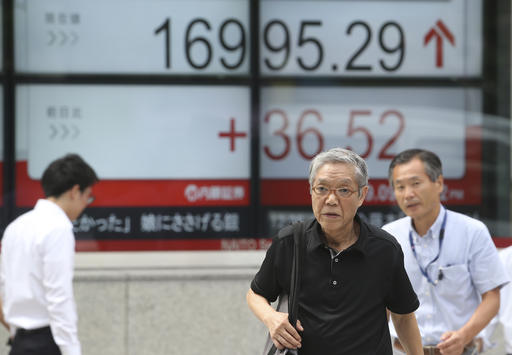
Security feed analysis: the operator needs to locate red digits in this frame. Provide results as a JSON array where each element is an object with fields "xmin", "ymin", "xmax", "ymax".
[
  {"xmin": 263, "ymin": 109, "xmax": 291, "ymax": 160},
  {"xmin": 262, "ymin": 109, "xmax": 404, "ymax": 161},
  {"xmin": 297, "ymin": 110, "xmax": 324, "ymax": 159},
  {"xmin": 346, "ymin": 110, "xmax": 373, "ymax": 158},
  {"xmin": 378, "ymin": 110, "xmax": 404, "ymax": 160}
]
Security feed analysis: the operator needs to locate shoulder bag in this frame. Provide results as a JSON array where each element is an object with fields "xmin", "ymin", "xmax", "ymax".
[{"xmin": 263, "ymin": 221, "xmax": 304, "ymax": 355}]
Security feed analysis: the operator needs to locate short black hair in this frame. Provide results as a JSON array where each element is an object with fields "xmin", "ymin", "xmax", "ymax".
[
  {"xmin": 41, "ymin": 154, "xmax": 99, "ymax": 198},
  {"xmin": 388, "ymin": 149, "xmax": 442, "ymax": 186}
]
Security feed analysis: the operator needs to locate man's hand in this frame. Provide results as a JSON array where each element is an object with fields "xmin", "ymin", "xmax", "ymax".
[
  {"xmin": 437, "ymin": 330, "xmax": 467, "ymax": 355},
  {"xmin": 246, "ymin": 289, "xmax": 304, "ymax": 350},
  {"xmin": 265, "ymin": 311, "xmax": 303, "ymax": 350},
  {"xmin": 437, "ymin": 287, "xmax": 501, "ymax": 355}
]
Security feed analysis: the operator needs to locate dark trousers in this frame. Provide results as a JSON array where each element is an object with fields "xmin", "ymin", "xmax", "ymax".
[{"xmin": 9, "ymin": 326, "xmax": 61, "ymax": 355}]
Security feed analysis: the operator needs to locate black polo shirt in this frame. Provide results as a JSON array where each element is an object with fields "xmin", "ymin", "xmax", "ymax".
[{"xmin": 251, "ymin": 215, "xmax": 419, "ymax": 355}]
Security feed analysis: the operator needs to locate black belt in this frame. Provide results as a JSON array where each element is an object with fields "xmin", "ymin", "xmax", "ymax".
[{"xmin": 16, "ymin": 326, "xmax": 51, "ymax": 336}]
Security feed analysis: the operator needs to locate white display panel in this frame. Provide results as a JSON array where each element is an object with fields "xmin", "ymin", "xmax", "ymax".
[
  {"xmin": 17, "ymin": 85, "xmax": 251, "ymax": 179},
  {"xmin": 15, "ymin": 0, "xmax": 249, "ymax": 74},
  {"xmin": 261, "ymin": 87, "xmax": 482, "ymax": 179},
  {"xmin": 260, "ymin": 0, "xmax": 482, "ymax": 77}
]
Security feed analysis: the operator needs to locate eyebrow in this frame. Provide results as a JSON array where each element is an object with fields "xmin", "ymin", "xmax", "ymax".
[
  {"xmin": 393, "ymin": 176, "xmax": 422, "ymax": 185},
  {"xmin": 316, "ymin": 178, "xmax": 354, "ymax": 186}
]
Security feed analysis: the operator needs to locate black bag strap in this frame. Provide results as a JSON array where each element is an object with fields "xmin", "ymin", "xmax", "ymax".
[
  {"xmin": 267, "ymin": 221, "xmax": 304, "ymax": 355},
  {"xmin": 288, "ymin": 221, "xmax": 303, "ymax": 327}
]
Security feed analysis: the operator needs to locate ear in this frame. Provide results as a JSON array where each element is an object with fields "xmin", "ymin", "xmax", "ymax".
[
  {"xmin": 69, "ymin": 184, "xmax": 82, "ymax": 200},
  {"xmin": 435, "ymin": 175, "xmax": 444, "ymax": 195},
  {"xmin": 357, "ymin": 185, "xmax": 368, "ymax": 207}
]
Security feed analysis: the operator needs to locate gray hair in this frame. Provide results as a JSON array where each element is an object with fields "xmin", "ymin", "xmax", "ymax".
[
  {"xmin": 308, "ymin": 148, "xmax": 368, "ymax": 195},
  {"xmin": 388, "ymin": 149, "xmax": 442, "ymax": 186}
]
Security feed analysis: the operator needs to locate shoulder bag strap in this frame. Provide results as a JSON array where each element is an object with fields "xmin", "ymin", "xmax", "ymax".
[
  {"xmin": 266, "ymin": 221, "xmax": 304, "ymax": 355},
  {"xmin": 288, "ymin": 221, "xmax": 304, "ymax": 327}
]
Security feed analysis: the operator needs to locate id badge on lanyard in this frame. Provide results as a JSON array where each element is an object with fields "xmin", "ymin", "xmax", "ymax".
[{"xmin": 408, "ymin": 210, "xmax": 447, "ymax": 286}]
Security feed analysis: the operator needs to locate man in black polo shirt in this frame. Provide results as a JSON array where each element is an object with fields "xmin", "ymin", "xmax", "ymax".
[{"xmin": 247, "ymin": 148, "xmax": 423, "ymax": 355}]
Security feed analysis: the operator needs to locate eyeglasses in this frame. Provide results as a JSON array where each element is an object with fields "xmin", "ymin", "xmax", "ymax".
[
  {"xmin": 87, "ymin": 196, "xmax": 95, "ymax": 205},
  {"xmin": 312, "ymin": 185, "xmax": 357, "ymax": 198}
]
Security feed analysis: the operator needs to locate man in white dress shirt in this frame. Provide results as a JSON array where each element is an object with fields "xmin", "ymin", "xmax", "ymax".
[
  {"xmin": 497, "ymin": 246, "xmax": 512, "ymax": 355},
  {"xmin": 0, "ymin": 154, "xmax": 98, "ymax": 355},
  {"xmin": 481, "ymin": 246, "xmax": 512, "ymax": 354},
  {"xmin": 382, "ymin": 149, "xmax": 509, "ymax": 355}
]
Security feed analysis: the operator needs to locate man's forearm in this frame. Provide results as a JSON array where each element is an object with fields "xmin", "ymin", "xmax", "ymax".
[
  {"xmin": 0, "ymin": 301, "xmax": 9, "ymax": 331},
  {"xmin": 391, "ymin": 312, "xmax": 423, "ymax": 355},
  {"xmin": 246, "ymin": 288, "xmax": 275, "ymax": 326},
  {"xmin": 247, "ymin": 288, "xmax": 302, "ymax": 350},
  {"xmin": 458, "ymin": 287, "xmax": 500, "ymax": 345}
]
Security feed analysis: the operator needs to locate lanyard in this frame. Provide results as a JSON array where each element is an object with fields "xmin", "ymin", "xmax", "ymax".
[{"xmin": 408, "ymin": 210, "xmax": 447, "ymax": 286}]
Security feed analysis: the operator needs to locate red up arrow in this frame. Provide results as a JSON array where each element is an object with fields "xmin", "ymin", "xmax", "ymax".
[{"xmin": 424, "ymin": 20, "xmax": 455, "ymax": 68}]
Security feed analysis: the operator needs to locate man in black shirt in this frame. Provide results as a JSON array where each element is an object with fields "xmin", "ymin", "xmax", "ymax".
[{"xmin": 247, "ymin": 147, "xmax": 423, "ymax": 355}]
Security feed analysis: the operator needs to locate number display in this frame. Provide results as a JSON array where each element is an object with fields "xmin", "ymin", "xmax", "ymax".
[
  {"xmin": 15, "ymin": 0, "xmax": 249, "ymax": 74},
  {"xmin": 263, "ymin": 108, "xmax": 404, "ymax": 162},
  {"xmin": 260, "ymin": 0, "xmax": 482, "ymax": 77},
  {"xmin": 261, "ymin": 87, "xmax": 481, "ymax": 179},
  {"xmin": 11, "ymin": 0, "xmax": 491, "ymax": 249},
  {"xmin": 14, "ymin": 0, "xmax": 480, "ymax": 76},
  {"xmin": 155, "ymin": 17, "xmax": 246, "ymax": 71}
]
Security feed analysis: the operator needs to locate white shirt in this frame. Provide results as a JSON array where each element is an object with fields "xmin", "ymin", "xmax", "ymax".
[
  {"xmin": 499, "ymin": 247, "xmax": 512, "ymax": 353},
  {"xmin": 482, "ymin": 246, "xmax": 512, "ymax": 353},
  {"xmin": 0, "ymin": 199, "xmax": 81, "ymax": 355},
  {"xmin": 382, "ymin": 206, "xmax": 509, "ymax": 346}
]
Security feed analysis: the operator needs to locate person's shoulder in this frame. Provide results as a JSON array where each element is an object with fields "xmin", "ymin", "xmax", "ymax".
[
  {"xmin": 5, "ymin": 204, "xmax": 71, "ymax": 241},
  {"xmin": 381, "ymin": 216, "xmax": 409, "ymax": 241},
  {"xmin": 276, "ymin": 223, "xmax": 295, "ymax": 240},
  {"xmin": 276, "ymin": 218, "xmax": 314, "ymax": 237},
  {"xmin": 361, "ymin": 219, "xmax": 403, "ymax": 250},
  {"xmin": 271, "ymin": 218, "xmax": 316, "ymax": 252},
  {"xmin": 499, "ymin": 245, "xmax": 512, "ymax": 262},
  {"xmin": 271, "ymin": 218, "xmax": 308, "ymax": 245},
  {"xmin": 447, "ymin": 209, "xmax": 488, "ymax": 231},
  {"xmin": 4, "ymin": 208, "xmax": 35, "ymax": 230},
  {"xmin": 2, "ymin": 209, "xmax": 39, "ymax": 247},
  {"xmin": 382, "ymin": 215, "xmax": 409, "ymax": 231}
]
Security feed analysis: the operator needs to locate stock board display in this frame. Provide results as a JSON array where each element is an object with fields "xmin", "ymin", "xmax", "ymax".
[{"xmin": 13, "ymin": 0, "xmax": 491, "ymax": 250}]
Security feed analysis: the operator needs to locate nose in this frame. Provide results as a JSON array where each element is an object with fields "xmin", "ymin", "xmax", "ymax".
[
  {"xmin": 403, "ymin": 185, "xmax": 415, "ymax": 200},
  {"xmin": 325, "ymin": 191, "xmax": 338, "ymax": 205}
]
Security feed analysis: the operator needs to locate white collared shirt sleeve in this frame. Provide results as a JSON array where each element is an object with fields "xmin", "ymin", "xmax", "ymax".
[
  {"xmin": 498, "ymin": 247, "xmax": 512, "ymax": 353},
  {"xmin": 0, "ymin": 249, "xmax": 13, "ymax": 337},
  {"xmin": 468, "ymin": 224, "xmax": 509, "ymax": 294},
  {"xmin": 42, "ymin": 226, "xmax": 81, "ymax": 355}
]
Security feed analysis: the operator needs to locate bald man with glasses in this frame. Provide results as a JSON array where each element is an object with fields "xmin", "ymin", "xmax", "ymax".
[{"xmin": 247, "ymin": 147, "xmax": 423, "ymax": 355}]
